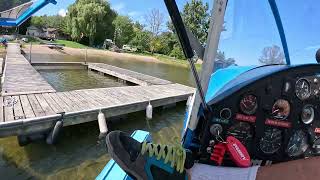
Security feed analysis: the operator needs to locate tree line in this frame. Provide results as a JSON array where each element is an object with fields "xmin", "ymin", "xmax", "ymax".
[
  {"xmin": 28, "ymin": 0, "xmax": 210, "ymax": 60},
  {"xmin": 1, "ymin": 0, "xmax": 283, "ymax": 65}
]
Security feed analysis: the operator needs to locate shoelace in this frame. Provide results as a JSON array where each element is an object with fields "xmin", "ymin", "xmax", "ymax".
[{"xmin": 141, "ymin": 141, "xmax": 186, "ymax": 173}]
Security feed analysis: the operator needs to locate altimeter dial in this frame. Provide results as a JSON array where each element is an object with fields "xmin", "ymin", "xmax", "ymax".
[
  {"xmin": 295, "ymin": 78, "xmax": 311, "ymax": 100},
  {"xmin": 240, "ymin": 95, "xmax": 258, "ymax": 115},
  {"xmin": 260, "ymin": 128, "xmax": 282, "ymax": 154}
]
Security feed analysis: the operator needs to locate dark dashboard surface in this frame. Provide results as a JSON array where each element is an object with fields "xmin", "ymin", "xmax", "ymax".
[{"xmin": 200, "ymin": 64, "xmax": 320, "ymax": 166}]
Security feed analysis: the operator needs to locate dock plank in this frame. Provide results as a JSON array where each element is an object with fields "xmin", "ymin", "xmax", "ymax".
[
  {"xmin": 74, "ymin": 90, "xmax": 105, "ymax": 107},
  {"xmin": 55, "ymin": 92, "xmax": 81, "ymax": 111},
  {"xmin": 48, "ymin": 93, "xmax": 72, "ymax": 112},
  {"xmin": 12, "ymin": 96, "xmax": 25, "ymax": 120},
  {"xmin": 35, "ymin": 94, "xmax": 56, "ymax": 116},
  {"xmin": 69, "ymin": 91, "xmax": 97, "ymax": 109},
  {"xmin": 41, "ymin": 93, "xmax": 64, "ymax": 113},
  {"xmin": 95, "ymin": 89, "xmax": 123, "ymax": 104},
  {"xmin": 62, "ymin": 91, "xmax": 87, "ymax": 110},
  {"xmin": 20, "ymin": 95, "xmax": 36, "ymax": 118},
  {"xmin": 79, "ymin": 89, "xmax": 112, "ymax": 106},
  {"xmin": 27, "ymin": 94, "xmax": 45, "ymax": 117},
  {"xmin": 3, "ymin": 96, "xmax": 15, "ymax": 122}
]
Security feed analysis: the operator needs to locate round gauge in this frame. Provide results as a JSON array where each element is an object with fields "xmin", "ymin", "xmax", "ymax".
[
  {"xmin": 240, "ymin": 95, "xmax": 258, "ymax": 115},
  {"xmin": 259, "ymin": 128, "xmax": 282, "ymax": 154},
  {"xmin": 295, "ymin": 79, "xmax": 311, "ymax": 100},
  {"xmin": 301, "ymin": 105, "xmax": 315, "ymax": 124},
  {"xmin": 227, "ymin": 122, "xmax": 253, "ymax": 148},
  {"xmin": 287, "ymin": 130, "xmax": 308, "ymax": 157},
  {"xmin": 220, "ymin": 108, "xmax": 232, "ymax": 120},
  {"xmin": 272, "ymin": 99, "xmax": 290, "ymax": 120}
]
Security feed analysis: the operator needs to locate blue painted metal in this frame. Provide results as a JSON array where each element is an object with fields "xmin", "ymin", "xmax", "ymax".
[
  {"xmin": 268, "ymin": 0, "xmax": 291, "ymax": 65},
  {"xmin": 205, "ymin": 66, "xmax": 256, "ymax": 103},
  {"xmin": 182, "ymin": 128, "xmax": 197, "ymax": 149},
  {"xmin": 0, "ymin": 0, "xmax": 57, "ymax": 26},
  {"xmin": 96, "ymin": 130, "xmax": 151, "ymax": 180}
]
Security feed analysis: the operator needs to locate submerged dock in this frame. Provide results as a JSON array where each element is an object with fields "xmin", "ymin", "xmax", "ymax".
[{"xmin": 0, "ymin": 43, "xmax": 194, "ymax": 138}]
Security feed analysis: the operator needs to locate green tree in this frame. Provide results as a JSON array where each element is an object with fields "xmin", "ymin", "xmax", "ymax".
[
  {"xmin": 183, "ymin": 0, "xmax": 210, "ymax": 44},
  {"xmin": 215, "ymin": 51, "xmax": 237, "ymax": 67},
  {"xmin": 129, "ymin": 30, "xmax": 151, "ymax": 52},
  {"xmin": 31, "ymin": 15, "xmax": 67, "ymax": 33},
  {"xmin": 216, "ymin": 51, "xmax": 225, "ymax": 61},
  {"xmin": 157, "ymin": 32, "xmax": 176, "ymax": 55},
  {"xmin": 164, "ymin": 0, "xmax": 210, "ymax": 59},
  {"xmin": 133, "ymin": 21, "xmax": 144, "ymax": 31},
  {"xmin": 112, "ymin": 16, "xmax": 135, "ymax": 47},
  {"xmin": 150, "ymin": 37, "xmax": 162, "ymax": 54},
  {"xmin": 170, "ymin": 43, "xmax": 185, "ymax": 59},
  {"xmin": 65, "ymin": 0, "xmax": 116, "ymax": 46},
  {"xmin": 259, "ymin": 45, "xmax": 285, "ymax": 65},
  {"xmin": 31, "ymin": 16, "xmax": 45, "ymax": 28}
]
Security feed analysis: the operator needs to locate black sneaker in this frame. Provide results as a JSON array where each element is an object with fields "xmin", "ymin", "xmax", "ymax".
[{"xmin": 106, "ymin": 130, "xmax": 192, "ymax": 180}]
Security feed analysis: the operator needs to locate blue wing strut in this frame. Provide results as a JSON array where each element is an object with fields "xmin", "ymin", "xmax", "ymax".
[{"xmin": 0, "ymin": 0, "xmax": 57, "ymax": 27}]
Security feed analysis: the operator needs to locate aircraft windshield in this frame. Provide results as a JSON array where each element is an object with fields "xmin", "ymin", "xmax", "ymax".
[{"xmin": 216, "ymin": 0, "xmax": 320, "ymax": 68}]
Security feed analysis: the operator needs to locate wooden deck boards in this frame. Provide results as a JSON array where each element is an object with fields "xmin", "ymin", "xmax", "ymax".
[
  {"xmin": 1, "ymin": 43, "xmax": 56, "ymax": 96},
  {"xmin": 0, "ymin": 84, "xmax": 194, "ymax": 136},
  {"xmin": 88, "ymin": 63, "xmax": 172, "ymax": 86}
]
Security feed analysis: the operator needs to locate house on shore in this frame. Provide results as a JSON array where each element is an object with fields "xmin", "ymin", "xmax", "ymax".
[{"xmin": 26, "ymin": 26, "xmax": 58, "ymax": 40}]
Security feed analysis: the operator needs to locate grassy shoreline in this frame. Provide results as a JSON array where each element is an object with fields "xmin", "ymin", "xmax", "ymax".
[
  {"xmin": 55, "ymin": 40, "xmax": 90, "ymax": 49},
  {"xmin": 52, "ymin": 40, "xmax": 202, "ymax": 69}
]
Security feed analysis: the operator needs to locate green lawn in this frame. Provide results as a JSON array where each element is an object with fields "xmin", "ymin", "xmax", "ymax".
[{"xmin": 55, "ymin": 40, "xmax": 89, "ymax": 49}]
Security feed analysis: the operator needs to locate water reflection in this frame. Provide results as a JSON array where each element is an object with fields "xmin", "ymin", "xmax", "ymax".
[
  {"xmin": 39, "ymin": 69, "xmax": 127, "ymax": 92},
  {"xmin": 30, "ymin": 53, "xmax": 195, "ymax": 87}
]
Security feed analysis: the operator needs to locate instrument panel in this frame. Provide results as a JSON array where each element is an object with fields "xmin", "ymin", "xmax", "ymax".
[{"xmin": 199, "ymin": 65, "xmax": 320, "ymax": 166}]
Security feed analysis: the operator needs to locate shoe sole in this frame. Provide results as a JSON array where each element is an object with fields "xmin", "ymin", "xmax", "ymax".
[{"xmin": 106, "ymin": 134, "xmax": 144, "ymax": 180}]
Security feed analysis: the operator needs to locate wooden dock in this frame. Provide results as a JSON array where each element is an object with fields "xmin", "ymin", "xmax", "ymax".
[
  {"xmin": 88, "ymin": 63, "xmax": 172, "ymax": 86},
  {"xmin": 0, "ymin": 84, "xmax": 193, "ymax": 137},
  {"xmin": 0, "ymin": 43, "xmax": 195, "ymax": 138},
  {"xmin": 1, "ymin": 43, "xmax": 56, "ymax": 96}
]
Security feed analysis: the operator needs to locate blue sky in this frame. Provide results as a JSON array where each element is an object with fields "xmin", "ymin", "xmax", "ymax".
[
  {"xmin": 218, "ymin": 0, "xmax": 320, "ymax": 65},
  {"xmin": 34, "ymin": 0, "xmax": 320, "ymax": 66}
]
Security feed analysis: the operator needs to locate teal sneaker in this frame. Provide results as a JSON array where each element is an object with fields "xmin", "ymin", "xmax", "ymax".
[{"xmin": 106, "ymin": 130, "xmax": 192, "ymax": 180}]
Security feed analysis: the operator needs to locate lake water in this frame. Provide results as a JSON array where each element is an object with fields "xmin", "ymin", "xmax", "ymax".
[{"xmin": 0, "ymin": 52, "xmax": 194, "ymax": 179}]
